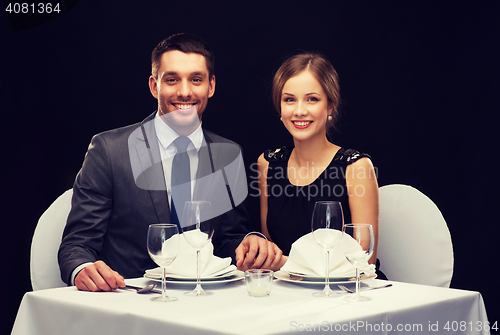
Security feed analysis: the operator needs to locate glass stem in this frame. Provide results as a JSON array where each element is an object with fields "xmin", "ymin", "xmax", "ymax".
[
  {"xmin": 162, "ymin": 267, "xmax": 167, "ymax": 301},
  {"xmin": 196, "ymin": 249, "xmax": 201, "ymax": 290},
  {"xmin": 325, "ymin": 250, "xmax": 330, "ymax": 291},
  {"xmin": 355, "ymin": 266, "xmax": 360, "ymax": 301}
]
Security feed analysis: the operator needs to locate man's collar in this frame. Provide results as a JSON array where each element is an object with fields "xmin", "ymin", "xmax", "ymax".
[{"xmin": 153, "ymin": 112, "xmax": 204, "ymax": 151}]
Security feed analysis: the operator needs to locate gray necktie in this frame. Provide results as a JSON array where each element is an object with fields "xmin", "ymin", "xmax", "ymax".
[{"xmin": 170, "ymin": 136, "xmax": 191, "ymax": 228}]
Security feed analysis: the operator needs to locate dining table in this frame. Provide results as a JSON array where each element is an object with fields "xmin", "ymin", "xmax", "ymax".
[{"xmin": 11, "ymin": 274, "xmax": 491, "ymax": 335}]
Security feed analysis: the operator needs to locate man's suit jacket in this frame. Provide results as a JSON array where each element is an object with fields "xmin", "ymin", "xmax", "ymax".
[{"xmin": 58, "ymin": 112, "xmax": 250, "ymax": 284}]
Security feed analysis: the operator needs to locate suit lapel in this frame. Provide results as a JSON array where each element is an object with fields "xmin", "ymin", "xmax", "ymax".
[{"xmin": 134, "ymin": 113, "xmax": 171, "ymax": 223}]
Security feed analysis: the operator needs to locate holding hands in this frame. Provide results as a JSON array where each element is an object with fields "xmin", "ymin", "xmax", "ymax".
[{"xmin": 235, "ymin": 234, "xmax": 287, "ymax": 271}]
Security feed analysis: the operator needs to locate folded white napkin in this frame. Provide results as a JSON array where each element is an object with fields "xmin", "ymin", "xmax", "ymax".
[
  {"xmin": 281, "ymin": 231, "xmax": 376, "ymax": 278},
  {"xmin": 145, "ymin": 231, "xmax": 234, "ymax": 278}
]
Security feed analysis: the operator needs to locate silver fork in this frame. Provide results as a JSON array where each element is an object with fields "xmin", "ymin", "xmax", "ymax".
[{"xmin": 338, "ymin": 283, "xmax": 392, "ymax": 293}]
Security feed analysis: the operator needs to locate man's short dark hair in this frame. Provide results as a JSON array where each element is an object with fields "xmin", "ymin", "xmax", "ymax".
[{"xmin": 151, "ymin": 33, "xmax": 215, "ymax": 80}]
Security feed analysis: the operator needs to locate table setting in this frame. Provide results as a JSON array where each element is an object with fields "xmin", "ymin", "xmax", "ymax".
[
  {"xmin": 274, "ymin": 229, "xmax": 376, "ymax": 286},
  {"xmin": 144, "ymin": 201, "xmax": 245, "ymax": 301},
  {"xmin": 141, "ymin": 200, "xmax": 378, "ymax": 301},
  {"xmin": 11, "ymin": 200, "xmax": 492, "ymax": 335},
  {"xmin": 143, "ymin": 231, "xmax": 241, "ymax": 284},
  {"xmin": 89, "ymin": 200, "xmax": 381, "ymax": 303}
]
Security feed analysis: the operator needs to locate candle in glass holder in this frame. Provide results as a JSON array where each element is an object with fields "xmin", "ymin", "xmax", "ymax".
[{"xmin": 245, "ymin": 269, "xmax": 273, "ymax": 297}]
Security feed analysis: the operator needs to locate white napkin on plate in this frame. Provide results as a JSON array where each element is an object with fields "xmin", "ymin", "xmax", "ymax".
[
  {"xmin": 145, "ymin": 231, "xmax": 234, "ymax": 278},
  {"xmin": 281, "ymin": 231, "xmax": 376, "ymax": 278}
]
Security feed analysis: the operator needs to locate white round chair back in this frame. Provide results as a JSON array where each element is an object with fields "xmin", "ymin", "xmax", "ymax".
[
  {"xmin": 378, "ymin": 184, "xmax": 453, "ymax": 287},
  {"xmin": 30, "ymin": 189, "xmax": 72, "ymax": 290}
]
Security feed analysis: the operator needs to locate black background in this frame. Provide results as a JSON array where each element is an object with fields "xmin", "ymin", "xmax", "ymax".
[{"xmin": 2, "ymin": 1, "xmax": 499, "ymax": 332}]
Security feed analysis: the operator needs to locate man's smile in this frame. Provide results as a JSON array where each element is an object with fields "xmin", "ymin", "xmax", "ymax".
[{"xmin": 173, "ymin": 103, "xmax": 196, "ymax": 109}]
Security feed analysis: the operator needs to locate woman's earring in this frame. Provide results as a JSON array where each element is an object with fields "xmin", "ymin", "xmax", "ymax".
[{"xmin": 328, "ymin": 114, "xmax": 333, "ymax": 121}]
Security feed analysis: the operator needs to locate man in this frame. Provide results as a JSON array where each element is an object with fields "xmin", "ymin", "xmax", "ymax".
[{"xmin": 58, "ymin": 33, "xmax": 284, "ymax": 292}]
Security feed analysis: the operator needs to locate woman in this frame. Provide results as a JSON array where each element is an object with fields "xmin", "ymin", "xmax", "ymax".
[{"xmin": 258, "ymin": 53, "xmax": 384, "ymax": 276}]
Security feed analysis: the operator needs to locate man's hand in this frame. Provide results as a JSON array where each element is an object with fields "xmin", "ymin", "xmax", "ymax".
[
  {"xmin": 235, "ymin": 235, "xmax": 286, "ymax": 271},
  {"xmin": 74, "ymin": 260, "xmax": 125, "ymax": 292}
]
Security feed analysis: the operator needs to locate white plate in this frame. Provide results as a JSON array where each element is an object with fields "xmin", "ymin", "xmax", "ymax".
[
  {"xmin": 275, "ymin": 270, "xmax": 376, "ymax": 285},
  {"xmin": 287, "ymin": 271, "xmax": 352, "ymax": 281},
  {"xmin": 144, "ymin": 270, "xmax": 244, "ymax": 284},
  {"xmin": 144, "ymin": 267, "xmax": 236, "ymax": 280}
]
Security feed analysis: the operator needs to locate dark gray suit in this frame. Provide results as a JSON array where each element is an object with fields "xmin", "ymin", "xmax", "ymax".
[{"xmin": 58, "ymin": 112, "xmax": 250, "ymax": 284}]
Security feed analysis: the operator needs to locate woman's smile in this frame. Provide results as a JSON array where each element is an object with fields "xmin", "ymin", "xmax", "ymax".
[{"xmin": 292, "ymin": 120, "xmax": 313, "ymax": 129}]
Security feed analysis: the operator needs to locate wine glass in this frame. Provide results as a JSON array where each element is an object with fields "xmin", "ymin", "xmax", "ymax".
[
  {"xmin": 343, "ymin": 223, "xmax": 375, "ymax": 302},
  {"xmin": 311, "ymin": 201, "xmax": 344, "ymax": 297},
  {"xmin": 147, "ymin": 224, "xmax": 180, "ymax": 302},
  {"xmin": 181, "ymin": 201, "xmax": 214, "ymax": 296}
]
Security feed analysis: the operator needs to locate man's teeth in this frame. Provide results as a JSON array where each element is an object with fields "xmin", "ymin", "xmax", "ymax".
[
  {"xmin": 176, "ymin": 104, "xmax": 194, "ymax": 109},
  {"xmin": 294, "ymin": 121, "xmax": 311, "ymax": 126}
]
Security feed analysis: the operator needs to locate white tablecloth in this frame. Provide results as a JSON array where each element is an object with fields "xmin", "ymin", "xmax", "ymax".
[{"xmin": 12, "ymin": 277, "xmax": 490, "ymax": 335}]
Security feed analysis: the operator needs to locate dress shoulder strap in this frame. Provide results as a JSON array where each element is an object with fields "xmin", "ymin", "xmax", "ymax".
[
  {"xmin": 263, "ymin": 146, "xmax": 291, "ymax": 163},
  {"xmin": 333, "ymin": 148, "xmax": 371, "ymax": 165}
]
